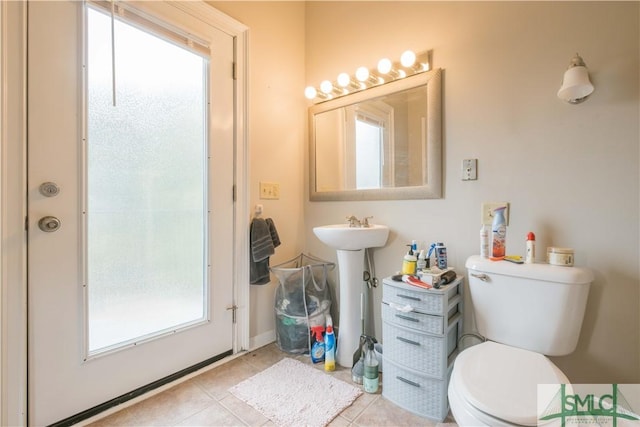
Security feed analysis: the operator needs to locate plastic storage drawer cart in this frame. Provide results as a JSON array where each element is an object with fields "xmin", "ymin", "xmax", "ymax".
[
  {"xmin": 271, "ymin": 253, "xmax": 334, "ymax": 354},
  {"xmin": 381, "ymin": 276, "xmax": 463, "ymax": 421}
]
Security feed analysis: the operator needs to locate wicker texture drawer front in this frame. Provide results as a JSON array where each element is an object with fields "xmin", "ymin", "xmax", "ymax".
[
  {"xmin": 381, "ymin": 302, "xmax": 444, "ymax": 335},
  {"xmin": 382, "ymin": 282, "xmax": 446, "ymax": 315},
  {"xmin": 382, "ymin": 358, "xmax": 449, "ymax": 420},
  {"xmin": 383, "ymin": 320, "xmax": 445, "ymax": 378},
  {"xmin": 382, "ymin": 276, "xmax": 463, "ymax": 422}
]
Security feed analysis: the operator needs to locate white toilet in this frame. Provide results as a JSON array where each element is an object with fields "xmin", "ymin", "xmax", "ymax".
[{"xmin": 448, "ymin": 255, "xmax": 593, "ymax": 426}]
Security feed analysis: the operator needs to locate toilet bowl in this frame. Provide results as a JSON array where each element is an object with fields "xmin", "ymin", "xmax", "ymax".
[
  {"xmin": 448, "ymin": 341, "xmax": 568, "ymax": 426},
  {"xmin": 448, "ymin": 256, "xmax": 593, "ymax": 426}
]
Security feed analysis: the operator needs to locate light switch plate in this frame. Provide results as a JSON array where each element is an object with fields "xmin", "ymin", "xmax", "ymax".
[
  {"xmin": 260, "ymin": 182, "xmax": 280, "ymax": 200},
  {"xmin": 481, "ymin": 202, "xmax": 509, "ymax": 225},
  {"xmin": 462, "ymin": 158, "xmax": 477, "ymax": 181}
]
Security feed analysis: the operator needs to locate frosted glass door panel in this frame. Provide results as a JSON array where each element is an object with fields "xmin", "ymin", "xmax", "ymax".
[{"xmin": 86, "ymin": 9, "xmax": 208, "ymax": 354}]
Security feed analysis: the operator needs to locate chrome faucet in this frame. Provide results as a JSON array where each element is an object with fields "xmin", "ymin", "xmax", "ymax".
[
  {"xmin": 346, "ymin": 215, "xmax": 373, "ymax": 228},
  {"xmin": 346, "ymin": 215, "xmax": 361, "ymax": 227}
]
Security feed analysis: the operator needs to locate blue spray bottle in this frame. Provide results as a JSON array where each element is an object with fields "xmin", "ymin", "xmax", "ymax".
[{"xmin": 310, "ymin": 326, "xmax": 325, "ymax": 364}]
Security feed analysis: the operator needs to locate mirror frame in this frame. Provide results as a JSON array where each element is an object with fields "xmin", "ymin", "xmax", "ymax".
[{"xmin": 309, "ymin": 68, "xmax": 442, "ymax": 201}]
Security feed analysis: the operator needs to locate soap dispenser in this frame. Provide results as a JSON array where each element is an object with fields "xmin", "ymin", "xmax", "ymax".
[{"xmin": 401, "ymin": 245, "xmax": 417, "ymax": 275}]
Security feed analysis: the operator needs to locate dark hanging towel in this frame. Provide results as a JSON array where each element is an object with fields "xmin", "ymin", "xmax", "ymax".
[{"xmin": 250, "ymin": 217, "xmax": 280, "ymax": 285}]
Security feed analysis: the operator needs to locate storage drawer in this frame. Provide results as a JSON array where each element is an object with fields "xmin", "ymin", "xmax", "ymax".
[
  {"xmin": 381, "ymin": 302, "xmax": 444, "ymax": 335},
  {"xmin": 382, "ymin": 279, "xmax": 459, "ymax": 315},
  {"xmin": 383, "ymin": 320, "xmax": 451, "ymax": 377},
  {"xmin": 382, "ymin": 358, "xmax": 451, "ymax": 421}
]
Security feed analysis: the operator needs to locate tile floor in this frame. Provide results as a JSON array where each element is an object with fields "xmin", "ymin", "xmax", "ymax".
[{"xmin": 87, "ymin": 343, "xmax": 457, "ymax": 426}]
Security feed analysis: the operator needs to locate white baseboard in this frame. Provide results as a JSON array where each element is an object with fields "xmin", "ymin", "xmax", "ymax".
[{"xmin": 249, "ymin": 329, "xmax": 275, "ymax": 351}]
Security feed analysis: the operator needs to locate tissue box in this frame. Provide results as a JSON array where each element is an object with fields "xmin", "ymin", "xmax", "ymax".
[{"xmin": 418, "ymin": 267, "xmax": 455, "ymax": 285}]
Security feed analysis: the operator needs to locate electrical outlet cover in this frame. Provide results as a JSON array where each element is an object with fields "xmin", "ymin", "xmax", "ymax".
[{"xmin": 481, "ymin": 202, "xmax": 509, "ymax": 225}]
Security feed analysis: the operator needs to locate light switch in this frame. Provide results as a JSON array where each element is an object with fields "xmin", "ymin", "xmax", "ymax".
[
  {"xmin": 462, "ymin": 159, "xmax": 477, "ymax": 181},
  {"xmin": 260, "ymin": 182, "xmax": 280, "ymax": 200}
]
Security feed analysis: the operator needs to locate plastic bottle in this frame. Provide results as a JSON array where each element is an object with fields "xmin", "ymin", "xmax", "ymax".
[
  {"xmin": 435, "ymin": 242, "xmax": 447, "ymax": 269},
  {"xmin": 324, "ymin": 316, "xmax": 335, "ymax": 372},
  {"xmin": 492, "ymin": 207, "xmax": 507, "ymax": 258},
  {"xmin": 401, "ymin": 246, "xmax": 417, "ymax": 275},
  {"xmin": 525, "ymin": 232, "xmax": 536, "ymax": 264},
  {"xmin": 310, "ymin": 326, "xmax": 325, "ymax": 363},
  {"xmin": 416, "ymin": 249, "xmax": 427, "ymax": 272},
  {"xmin": 363, "ymin": 340, "xmax": 379, "ymax": 393},
  {"xmin": 480, "ymin": 225, "xmax": 490, "ymax": 258}
]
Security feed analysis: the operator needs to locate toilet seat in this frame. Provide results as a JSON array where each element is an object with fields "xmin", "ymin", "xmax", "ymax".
[{"xmin": 450, "ymin": 341, "xmax": 569, "ymax": 426}]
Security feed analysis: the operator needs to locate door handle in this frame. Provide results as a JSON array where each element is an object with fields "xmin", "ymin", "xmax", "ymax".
[{"xmin": 38, "ymin": 216, "xmax": 61, "ymax": 232}]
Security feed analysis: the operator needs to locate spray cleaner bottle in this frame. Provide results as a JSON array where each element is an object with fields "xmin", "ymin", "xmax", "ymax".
[
  {"xmin": 310, "ymin": 326, "xmax": 325, "ymax": 364},
  {"xmin": 324, "ymin": 315, "xmax": 335, "ymax": 372}
]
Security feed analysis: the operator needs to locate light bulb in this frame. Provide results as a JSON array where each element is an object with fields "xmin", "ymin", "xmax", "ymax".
[
  {"xmin": 400, "ymin": 50, "xmax": 416, "ymax": 67},
  {"xmin": 337, "ymin": 73, "xmax": 350, "ymax": 88},
  {"xmin": 377, "ymin": 58, "xmax": 392, "ymax": 74},
  {"xmin": 304, "ymin": 86, "xmax": 317, "ymax": 99},
  {"xmin": 320, "ymin": 80, "xmax": 333, "ymax": 94},
  {"xmin": 355, "ymin": 67, "xmax": 370, "ymax": 82}
]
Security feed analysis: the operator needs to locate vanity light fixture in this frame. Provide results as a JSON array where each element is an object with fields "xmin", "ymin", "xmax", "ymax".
[
  {"xmin": 337, "ymin": 72, "xmax": 364, "ymax": 91},
  {"xmin": 304, "ymin": 86, "xmax": 329, "ymax": 100},
  {"xmin": 401, "ymin": 49, "xmax": 430, "ymax": 72},
  {"xmin": 305, "ymin": 49, "xmax": 432, "ymax": 103},
  {"xmin": 400, "ymin": 50, "xmax": 416, "ymax": 67},
  {"xmin": 557, "ymin": 53, "xmax": 594, "ymax": 104},
  {"xmin": 320, "ymin": 79, "xmax": 346, "ymax": 97},
  {"xmin": 355, "ymin": 66, "xmax": 383, "ymax": 86},
  {"xmin": 377, "ymin": 58, "xmax": 406, "ymax": 79}
]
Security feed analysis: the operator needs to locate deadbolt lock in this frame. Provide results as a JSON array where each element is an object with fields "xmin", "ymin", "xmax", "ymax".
[{"xmin": 39, "ymin": 182, "xmax": 60, "ymax": 197}]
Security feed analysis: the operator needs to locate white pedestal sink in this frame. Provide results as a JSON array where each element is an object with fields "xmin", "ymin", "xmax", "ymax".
[{"xmin": 313, "ymin": 223, "xmax": 389, "ymax": 367}]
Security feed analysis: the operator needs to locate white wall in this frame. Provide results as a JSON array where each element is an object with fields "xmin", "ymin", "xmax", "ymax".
[
  {"xmin": 304, "ymin": 2, "xmax": 639, "ymax": 383},
  {"xmin": 211, "ymin": 1, "xmax": 639, "ymax": 383},
  {"xmin": 208, "ymin": 2, "xmax": 307, "ymax": 347}
]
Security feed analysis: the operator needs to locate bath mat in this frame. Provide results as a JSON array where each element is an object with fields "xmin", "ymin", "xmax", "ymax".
[{"xmin": 228, "ymin": 358, "xmax": 362, "ymax": 427}]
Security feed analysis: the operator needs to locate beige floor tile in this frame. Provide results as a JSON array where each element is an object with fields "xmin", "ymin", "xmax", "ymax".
[
  {"xmin": 337, "ymin": 390, "xmax": 375, "ymax": 422},
  {"xmin": 88, "ymin": 343, "xmax": 457, "ymax": 427},
  {"xmin": 192, "ymin": 357, "xmax": 261, "ymax": 401},
  {"xmin": 218, "ymin": 394, "xmax": 270, "ymax": 426},
  {"xmin": 241, "ymin": 343, "xmax": 290, "ymax": 371},
  {"xmin": 175, "ymin": 400, "xmax": 246, "ymax": 426},
  {"xmin": 353, "ymin": 395, "xmax": 438, "ymax": 427},
  {"xmin": 327, "ymin": 414, "xmax": 352, "ymax": 427},
  {"xmin": 89, "ymin": 379, "xmax": 214, "ymax": 426}
]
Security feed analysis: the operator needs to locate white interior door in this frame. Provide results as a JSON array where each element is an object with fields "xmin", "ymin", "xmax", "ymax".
[{"xmin": 27, "ymin": 2, "xmax": 236, "ymax": 425}]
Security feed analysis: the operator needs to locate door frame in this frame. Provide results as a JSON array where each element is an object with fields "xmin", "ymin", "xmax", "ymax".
[{"xmin": 0, "ymin": 2, "xmax": 250, "ymax": 425}]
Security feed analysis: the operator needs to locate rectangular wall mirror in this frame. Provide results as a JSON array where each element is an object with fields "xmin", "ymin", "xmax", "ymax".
[{"xmin": 309, "ymin": 68, "xmax": 442, "ymax": 201}]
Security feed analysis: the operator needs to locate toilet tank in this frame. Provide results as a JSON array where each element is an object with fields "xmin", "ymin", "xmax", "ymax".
[{"xmin": 465, "ymin": 255, "xmax": 593, "ymax": 356}]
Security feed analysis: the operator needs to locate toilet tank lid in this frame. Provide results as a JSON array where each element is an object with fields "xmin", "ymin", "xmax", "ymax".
[{"xmin": 466, "ymin": 255, "xmax": 593, "ymax": 284}]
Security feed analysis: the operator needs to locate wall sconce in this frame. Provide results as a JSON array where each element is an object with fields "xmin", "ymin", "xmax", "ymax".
[
  {"xmin": 557, "ymin": 54, "xmax": 594, "ymax": 104},
  {"xmin": 305, "ymin": 49, "xmax": 432, "ymax": 102}
]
